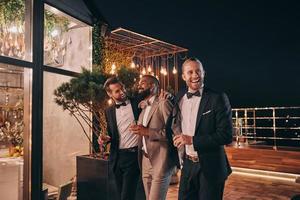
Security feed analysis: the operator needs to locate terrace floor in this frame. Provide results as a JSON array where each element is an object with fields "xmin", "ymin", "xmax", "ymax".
[{"xmin": 166, "ymin": 172, "xmax": 300, "ymax": 200}]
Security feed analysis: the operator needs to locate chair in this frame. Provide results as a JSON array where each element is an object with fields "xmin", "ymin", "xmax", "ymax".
[
  {"xmin": 42, "ymin": 188, "xmax": 48, "ymax": 200},
  {"xmin": 57, "ymin": 181, "xmax": 73, "ymax": 200}
]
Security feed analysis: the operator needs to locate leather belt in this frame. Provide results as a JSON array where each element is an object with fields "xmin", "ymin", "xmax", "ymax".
[
  {"xmin": 186, "ymin": 154, "xmax": 200, "ymax": 163},
  {"xmin": 119, "ymin": 146, "xmax": 138, "ymax": 153}
]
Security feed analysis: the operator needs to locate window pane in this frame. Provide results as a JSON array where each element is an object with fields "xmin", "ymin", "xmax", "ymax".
[
  {"xmin": 0, "ymin": 0, "xmax": 32, "ymax": 61},
  {"xmin": 43, "ymin": 72, "xmax": 90, "ymax": 195},
  {"xmin": 44, "ymin": 4, "xmax": 92, "ymax": 73},
  {"xmin": 0, "ymin": 63, "xmax": 32, "ymax": 200}
]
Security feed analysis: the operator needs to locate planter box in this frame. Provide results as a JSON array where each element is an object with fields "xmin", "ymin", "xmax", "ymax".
[{"xmin": 76, "ymin": 155, "xmax": 118, "ymax": 200}]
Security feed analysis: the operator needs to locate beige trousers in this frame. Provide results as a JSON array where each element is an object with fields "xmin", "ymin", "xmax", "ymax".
[{"xmin": 142, "ymin": 155, "xmax": 174, "ymax": 200}]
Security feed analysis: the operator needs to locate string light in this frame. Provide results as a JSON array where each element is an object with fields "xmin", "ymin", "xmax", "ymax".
[
  {"xmin": 142, "ymin": 67, "xmax": 146, "ymax": 75},
  {"xmin": 107, "ymin": 99, "xmax": 113, "ymax": 105},
  {"xmin": 8, "ymin": 26, "xmax": 18, "ymax": 33},
  {"xmin": 50, "ymin": 29, "xmax": 60, "ymax": 37},
  {"xmin": 147, "ymin": 65, "xmax": 152, "ymax": 72},
  {"xmin": 112, "ymin": 63, "xmax": 116, "ymax": 70},
  {"xmin": 160, "ymin": 67, "xmax": 167, "ymax": 76},
  {"xmin": 110, "ymin": 63, "xmax": 116, "ymax": 74},
  {"xmin": 130, "ymin": 61, "xmax": 136, "ymax": 68},
  {"xmin": 172, "ymin": 66, "xmax": 177, "ymax": 74}
]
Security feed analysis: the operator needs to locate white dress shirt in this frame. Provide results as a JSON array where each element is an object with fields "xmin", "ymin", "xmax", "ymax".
[
  {"xmin": 115, "ymin": 100, "xmax": 139, "ymax": 149},
  {"xmin": 179, "ymin": 89, "xmax": 202, "ymax": 157},
  {"xmin": 141, "ymin": 96, "xmax": 156, "ymax": 154}
]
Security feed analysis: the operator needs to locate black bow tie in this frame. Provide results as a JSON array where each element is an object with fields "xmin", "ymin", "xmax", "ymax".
[
  {"xmin": 186, "ymin": 91, "xmax": 201, "ymax": 99},
  {"xmin": 115, "ymin": 102, "xmax": 127, "ymax": 109}
]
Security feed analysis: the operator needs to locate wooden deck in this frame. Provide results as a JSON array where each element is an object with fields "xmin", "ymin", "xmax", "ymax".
[
  {"xmin": 225, "ymin": 144, "xmax": 300, "ymax": 174},
  {"xmin": 167, "ymin": 145, "xmax": 300, "ymax": 199},
  {"xmin": 166, "ymin": 173, "xmax": 300, "ymax": 200}
]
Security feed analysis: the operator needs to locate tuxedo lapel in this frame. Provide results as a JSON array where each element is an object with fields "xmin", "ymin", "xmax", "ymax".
[
  {"xmin": 195, "ymin": 88, "xmax": 210, "ymax": 133},
  {"xmin": 138, "ymin": 109, "xmax": 145, "ymax": 125},
  {"xmin": 137, "ymin": 96, "xmax": 159, "ymax": 126},
  {"xmin": 130, "ymin": 99, "xmax": 140, "ymax": 120},
  {"xmin": 109, "ymin": 106, "xmax": 119, "ymax": 139},
  {"xmin": 144, "ymin": 97, "xmax": 159, "ymax": 126}
]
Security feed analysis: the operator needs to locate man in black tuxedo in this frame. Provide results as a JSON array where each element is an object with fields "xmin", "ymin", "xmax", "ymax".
[
  {"xmin": 99, "ymin": 76, "xmax": 144, "ymax": 200},
  {"xmin": 173, "ymin": 57, "xmax": 233, "ymax": 200}
]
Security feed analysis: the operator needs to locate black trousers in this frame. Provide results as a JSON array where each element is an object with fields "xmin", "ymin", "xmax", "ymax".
[
  {"xmin": 114, "ymin": 151, "xmax": 140, "ymax": 200},
  {"xmin": 178, "ymin": 158, "xmax": 225, "ymax": 200}
]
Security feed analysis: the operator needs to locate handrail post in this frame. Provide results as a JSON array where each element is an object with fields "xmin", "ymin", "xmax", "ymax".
[
  {"xmin": 235, "ymin": 110, "xmax": 240, "ymax": 147},
  {"xmin": 272, "ymin": 108, "xmax": 277, "ymax": 150},
  {"xmin": 253, "ymin": 109, "xmax": 256, "ymax": 142},
  {"xmin": 244, "ymin": 109, "xmax": 248, "ymax": 144}
]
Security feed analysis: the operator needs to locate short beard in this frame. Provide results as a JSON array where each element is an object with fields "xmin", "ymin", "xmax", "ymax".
[
  {"xmin": 114, "ymin": 95, "xmax": 127, "ymax": 103},
  {"xmin": 138, "ymin": 88, "xmax": 151, "ymax": 99}
]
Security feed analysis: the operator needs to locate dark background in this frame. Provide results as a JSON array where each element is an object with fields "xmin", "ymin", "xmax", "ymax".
[{"xmin": 97, "ymin": 0, "xmax": 300, "ymax": 108}]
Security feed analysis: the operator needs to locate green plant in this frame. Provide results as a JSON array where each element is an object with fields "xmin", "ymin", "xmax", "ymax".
[
  {"xmin": 54, "ymin": 67, "xmax": 139, "ymax": 156},
  {"xmin": 0, "ymin": 0, "xmax": 25, "ymax": 27},
  {"xmin": 0, "ymin": 0, "xmax": 69, "ymax": 35},
  {"xmin": 44, "ymin": 10, "xmax": 70, "ymax": 37},
  {"xmin": 54, "ymin": 69, "xmax": 108, "ymax": 154}
]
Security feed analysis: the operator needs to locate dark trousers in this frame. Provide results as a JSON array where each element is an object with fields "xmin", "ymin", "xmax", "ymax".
[
  {"xmin": 114, "ymin": 151, "xmax": 140, "ymax": 200},
  {"xmin": 178, "ymin": 158, "xmax": 225, "ymax": 200}
]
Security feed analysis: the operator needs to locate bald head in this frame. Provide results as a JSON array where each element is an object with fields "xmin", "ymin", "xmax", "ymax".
[{"xmin": 138, "ymin": 75, "xmax": 160, "ymax": 96}]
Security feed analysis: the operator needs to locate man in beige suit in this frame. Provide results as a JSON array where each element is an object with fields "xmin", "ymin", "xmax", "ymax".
[{"xmin": 130, "ymin": 75, "xmax": 178, "ymax": 200}]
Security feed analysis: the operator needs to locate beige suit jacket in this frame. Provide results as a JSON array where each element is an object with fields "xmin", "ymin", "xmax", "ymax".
[{"xmin": 138, "ymin": 96, "xmax": 175, "ymax": 176}]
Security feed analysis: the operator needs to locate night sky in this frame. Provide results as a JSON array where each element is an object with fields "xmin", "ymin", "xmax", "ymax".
[{"xmin": 97, "ymin": 0, "xmax": 300, "ymax": 108}]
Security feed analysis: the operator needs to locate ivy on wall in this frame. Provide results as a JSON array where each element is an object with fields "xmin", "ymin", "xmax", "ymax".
[{"xmin": 0, "ymin": 0, "xmax": 69, "ymax": 36}]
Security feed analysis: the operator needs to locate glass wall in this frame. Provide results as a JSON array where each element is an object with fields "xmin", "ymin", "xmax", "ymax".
[
  {"xmin": 43, "ymin": 72, "xmax": 90, "ymax": 192},
  {"xmin": 1, "ymin": 1, "xmax": 94, "ymax": 199},
  {"xmin": 0, "ymin": 0, "xmax": 32, "ymax": 61},
  {"xmin": 0, "ymin": 0, "xmax": 32, "ymax": 199},
  {"xmin": 44, "ymin": 4, "xmax": 92, "ymax": 72},
  {"xmin": 42, "ymin": 4, "xmax": 92, "ymax": 198},
  {"xmin": 0, "ymin": 63, "xmax": 32, "ymax": 200}
]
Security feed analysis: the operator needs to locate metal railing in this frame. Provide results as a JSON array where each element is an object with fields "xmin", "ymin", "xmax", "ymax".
[{"xmin": 232, "ymin": 106, "xmax": 300, "ymax": 150}]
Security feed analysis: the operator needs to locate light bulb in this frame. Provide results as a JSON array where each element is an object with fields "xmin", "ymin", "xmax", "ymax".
[
  {"xmin": 8, "ymin": 26, "xmax": 18, "ymax": 33},
  {"xmin": 172, "ymin": 67, "xmax": 177, "ymax": 74},
  {"xmin": 51, "ymin": 29, "xmax": 59, "ymax": 37},
  {"xmin": 160, "ymin": 68, "xmax": 164, "ymax": 74},
  {"xmin": 147, "ymin": 65, "xmax": 152, "ymax": 72},
  {"xmin": 112, "ymin": 63, "xmax": 116, "ymax": 70},
  {"xmin": 131, "ymin": 62, "xmax": 136, "ymax": 68}
]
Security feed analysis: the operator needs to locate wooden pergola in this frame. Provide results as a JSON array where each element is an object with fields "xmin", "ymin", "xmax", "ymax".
[{"xmin": 106, "ymin": 27, "xmax": 188, "ymax": 92}]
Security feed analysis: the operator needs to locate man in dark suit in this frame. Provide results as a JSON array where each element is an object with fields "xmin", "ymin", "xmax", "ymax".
[
  {"xmin": 173, "ymin": 57, "xmax": 233, "ymax": 200},
  {"xmin": 99, "ymin": 76, "xmax": 144, "ymax": 200}
]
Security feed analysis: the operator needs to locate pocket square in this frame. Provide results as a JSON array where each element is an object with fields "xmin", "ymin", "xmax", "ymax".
[{"xmin": 202, "ymin": 110, "xmax": 212, "ymax": 115}]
